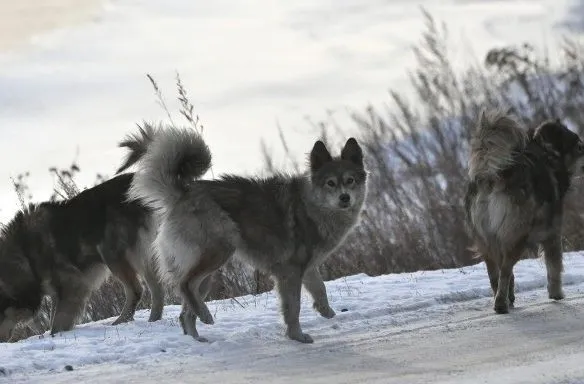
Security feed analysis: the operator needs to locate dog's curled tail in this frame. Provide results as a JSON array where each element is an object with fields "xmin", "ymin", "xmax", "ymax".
[
  {"xmin": 126, "ymin": 124, "xmax": 212, "ymax": 212},
  {"xmin": 468, "ymin": 110, "xmax": 527, "ymax": 180},
  {"xmin": 116, "ymin": 122, "xmax": 159, "ymax": 174}
]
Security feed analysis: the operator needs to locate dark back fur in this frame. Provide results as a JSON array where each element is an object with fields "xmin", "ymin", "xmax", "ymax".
[
  {"xmin": 42, "ymin": 173, "xmax": 149, "ymax": 268},
  {"xmin": 465, "ymin": 118, "xmax": 584, "ymax": 253},
  {"xmin": 0, "ymin": 206, "xmax": 46, "ymax": 313},
  {"xmin": 0, "ymin": 173, "xmax": 150, "ymax": 316}
]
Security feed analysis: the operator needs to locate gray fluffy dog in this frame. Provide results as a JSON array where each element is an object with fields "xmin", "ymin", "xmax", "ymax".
[
  {"xmin": 117, "ymin": 123, "xmax": 367, "ymax": 343},
  {"xmin": 465, "ymin": 110, "xmax": 584, "ymax": 314}
]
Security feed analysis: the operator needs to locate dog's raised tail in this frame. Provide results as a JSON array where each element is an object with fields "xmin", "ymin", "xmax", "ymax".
[
  {"xmin": 127, "ymin": 125, "xmax": 212, "ymax": 212},
  {"xmin": 468, "ymin": 110, "xmax": 527, "ymax": 180},
  {"xmin": 116, "ymin": 122, "xmax": 158, "ymax": 174}
]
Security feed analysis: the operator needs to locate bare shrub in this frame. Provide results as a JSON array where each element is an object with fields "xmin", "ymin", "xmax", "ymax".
[{"xmin": 311, "ymin": 11, "xmax": 584, "ymax": 282}]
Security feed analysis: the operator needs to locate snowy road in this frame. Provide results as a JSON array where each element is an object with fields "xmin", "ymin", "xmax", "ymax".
[
  {"xmin": 6, "ymin": 254, "xmax": 584, "ymax": 384},
  {"xmin": 27, "ymin": 296, "xmax": 584, "ymax": 384}
]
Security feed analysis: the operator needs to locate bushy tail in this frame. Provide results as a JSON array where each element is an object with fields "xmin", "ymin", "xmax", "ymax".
[
  {"xmin": 468, "ymin": 110, "xmax": 527, "ymax": 180},
  {"xmin": 124, "ymin": 124, "xmax": 212, "ymax": 211},
  {"xmin": 116, "ymin": 122, "xmax": 158, "ymax": 174}
]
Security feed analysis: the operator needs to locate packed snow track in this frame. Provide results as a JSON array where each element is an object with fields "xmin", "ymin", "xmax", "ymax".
[{"xmin": 4, "ymin": 254, "xmax": 584, "ymax": 383}]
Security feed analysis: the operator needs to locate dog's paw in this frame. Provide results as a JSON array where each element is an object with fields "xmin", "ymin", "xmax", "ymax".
[
  {"xmin": 194, "ymin": 336, "xmax": 209, "ymax": 343},
  {"xmin": 111, "ymin": 316, "xmax": 133, "ymax": 326},
  {"xmin": 494, "ymin": 296, "xmax": 509, "ymax": 314},
  {"xmin": 179, "ymin": 314, "xmax": 188, "ymax": 335},
  {"xmin": 494, "ymin": 304, "xmax": 509, "ymax": 314},
  {"xmin": 314, "ymin": 303, "xmax": 336, "ymax": 319},
  {"xmin": 508, "ymin": 295, "xmax": 515, "ymax": 308},
  {"xmin": 198, "ymin": 309, "xmax": 214, "ymax": 325},
  {"xmin": 287, "ymin": 331, "xmax": 314, "ymax": 344},
  {"xmin": 549, "ymin": 291, "xmax": 565, "ymax": 301},
  {"xmin": 147, "ymin": 311, "xmax": 163, "ymax": 323},
  {"xmin": 179, "ymin": 310, "xmax": 200, "ymax": 338},
  {"xmin": 548, "ymin": 285, "xmax": 565, "ymax": 301}
]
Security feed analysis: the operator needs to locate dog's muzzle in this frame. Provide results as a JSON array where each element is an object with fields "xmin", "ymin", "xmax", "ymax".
[{"xmin": 338, "ymin": 193, "xmax": 351, "ymax": 208}]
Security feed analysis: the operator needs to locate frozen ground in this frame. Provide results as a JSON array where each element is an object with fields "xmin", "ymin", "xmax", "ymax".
[
  {"xmin": 3, "ymin": 252, "xmax": 584, "ymax": 383},
  {"xmin": 0, "ymin": 0, "xmax": 581, "ymax": 223}
]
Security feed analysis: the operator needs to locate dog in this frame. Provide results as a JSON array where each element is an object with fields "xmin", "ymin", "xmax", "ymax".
[
  {"xmin": 0, "ymin": 173, "xmax": 164, "ymax": 342},
  {"xmin": 464, "ymin": 110, "xmax": 584, "ymax": 314},
  {"xmin": 118, "ymin": 123, "xmax": 367, "ymax": 343}
]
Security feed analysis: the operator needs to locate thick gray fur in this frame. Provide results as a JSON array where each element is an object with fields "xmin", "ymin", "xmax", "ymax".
[
  {"xmin": 465, "ymin": 109, "xmax": 584, "ymax": 314},
  {"xmin": 123, "ymin": 124, "xmax": 367, "ymax": 343},
  {"xmin": 468, "ymin": 110, "xmax": 527, "ymax": 180},
  {"xmin": 0, "ymin": 173, "xmax": 164, "ymax": 342}
]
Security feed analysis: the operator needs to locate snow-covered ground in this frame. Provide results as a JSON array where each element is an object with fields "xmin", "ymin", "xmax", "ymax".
[
  {"xmin": 3, "ymin": 252, "xmax": 584, "ymax": 383},
  {"xmin": 0, "ymin": 0, "xmax": 580, "ymax": 223}
]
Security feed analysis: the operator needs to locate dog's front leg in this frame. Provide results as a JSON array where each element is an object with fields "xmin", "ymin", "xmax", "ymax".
[
  {"xmin": 303, "ymin": 267, "xmax": 335, "ymax": 319},
  {"xmin": 50, "ymin": 276, "xmax": 90, "ymax": 335},
  {"xmin": 275, "ymin": 268, "xmax": 313, "ymax": 343}
]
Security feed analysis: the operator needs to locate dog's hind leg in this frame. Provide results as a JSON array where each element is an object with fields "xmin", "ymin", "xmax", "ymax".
[
  {"xmin": 144, "ymin": 268, "xmax": 164, "ymax": 322},
  {"xmin": 485, "ymin": 255, "xmax": 515, "ymax": 307},
  {"xmin": 484, "ymin": 256, "xmax": 499, "ymax": 296},
  {"xmin": 303, "ymin": 267, "xmax": 335, "ymax": 319},
  {"xmin": 199, "ymin": 274, "xmax": 214, "ymax": 302},
  {"xmin": 108, "ymin": 257, "xmax": 143, "ymax": 326},
  {"xmin": 274, "ymin": 266, "xmax": 313, "ymax": 343},
  {"xmin": 494, "ymin": 243, "xmax": 523, "ymax": 314},
  {"xmin": 180, "ymin": 245, "xmax": 233, "ymax": 326},
  {"xmin": 98, "ymin": 237, "xmax": 144, "ymax": 325},
  {"xmin": 542, "ymin": 235, "xmax": 565, "ymax": 300},
  {"xmin": 179, "ymin": 275, "xmax": 213, "ymax": 342},
  {"xmin": 494, "ymin": 259, "xmax": 513, "ymax": 314},
  {"xmin": 508, "ymin": 272, "xmax": 516, "ymax": 307}
]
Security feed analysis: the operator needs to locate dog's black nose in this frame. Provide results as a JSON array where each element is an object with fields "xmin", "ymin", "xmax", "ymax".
[{"xmin": 339, "ymin": 194, "xmax": 350, "ymax": 203}]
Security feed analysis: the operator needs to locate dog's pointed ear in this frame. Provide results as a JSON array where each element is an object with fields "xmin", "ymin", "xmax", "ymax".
[
  {"xmin": 477, "ymin": 109, "xmax": 487, "ymax": 132},
  {"xmin": 341, "ymin": 138, "xmax": 363, "ymax": 167},
  {"xmin": 310, "ymin": 140, "xmax": 332, "ymax": 172},
  {"xmin": 533, "ymin": 121, "xmax": 564, "ymax": 154}
]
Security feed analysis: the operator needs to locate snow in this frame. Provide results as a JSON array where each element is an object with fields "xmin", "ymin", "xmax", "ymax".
[
  {"xmin": 0, "ymin": 0, "xmax": 579, "ymax": 223},
  {"xmin": 3, "ymin": 252, "xmax": 584, "ymax": 383}
]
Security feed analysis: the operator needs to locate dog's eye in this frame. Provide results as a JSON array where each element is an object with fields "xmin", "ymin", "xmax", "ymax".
[
  {"xmin": 327, "ymin": 180, "xmax": 336, "ymax": 187},
  {"xmin": 346, "ymin": 177, "xmax": 354, "ymax": 185}
]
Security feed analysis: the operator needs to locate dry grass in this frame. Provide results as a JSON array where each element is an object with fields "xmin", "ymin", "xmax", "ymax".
[{"xmin": 314, "ymin": 11, "xmax": 584, "ymax": 281}]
